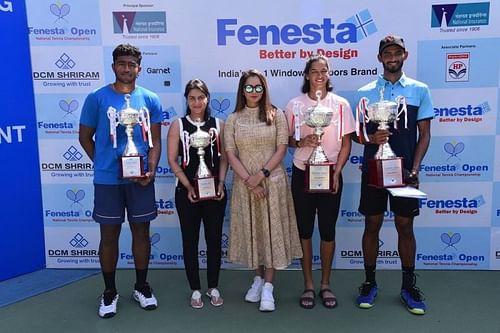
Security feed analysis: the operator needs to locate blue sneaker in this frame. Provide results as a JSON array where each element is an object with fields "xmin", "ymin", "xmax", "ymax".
[
  {"xmin": 400, "ymin": 286, "xmax": 426, "ymax": 315},
  {"xmin": 356, "ymin": 282, "xmax": 377, "ymax": 309}
]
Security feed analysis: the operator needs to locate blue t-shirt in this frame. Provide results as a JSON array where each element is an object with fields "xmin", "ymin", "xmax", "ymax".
[
  {"xmin": 356, "ymin": 73, "xmax": 434, "ymax": 172},
  {"xmin": 80, "ymin": 84, "xmax": 162, "ymax": 184}
]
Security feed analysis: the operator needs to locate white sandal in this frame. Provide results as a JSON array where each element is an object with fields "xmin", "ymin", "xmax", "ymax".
[
  {"xmin": 206, "ymin": 288, "xmax": 223, "ymax": 307},
  {"xmin": 190, "ymin": 290, "xmax": 204, "ymax": 309}
]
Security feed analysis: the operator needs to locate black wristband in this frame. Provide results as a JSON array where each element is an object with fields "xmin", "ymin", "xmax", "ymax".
[{"xmin": 261, "ymin": 168, "xmax": 270, "ymax": 177}]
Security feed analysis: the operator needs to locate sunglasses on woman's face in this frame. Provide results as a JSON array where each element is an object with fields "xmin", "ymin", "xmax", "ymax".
[{"xmin": 244, "ymin": 84, "xmax": 264, "ymax": 93}]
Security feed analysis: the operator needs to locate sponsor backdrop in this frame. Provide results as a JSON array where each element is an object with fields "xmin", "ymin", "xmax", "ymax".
[
  {"xmin": 25, "ymin": 0, "xmax": 500, "ymax": 270},
  {"xmin": 0, "ymin": 0, "xmax": 45, "ymax": 280}
]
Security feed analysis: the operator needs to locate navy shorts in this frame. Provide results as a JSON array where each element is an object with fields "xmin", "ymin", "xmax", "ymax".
[
  {"xmin": 358, "ymin": 173, "xmax": 419, "ymax": 218},
  {"xmin": 92, "ymin": 182, "xmax": 157, "ymax": 224}
]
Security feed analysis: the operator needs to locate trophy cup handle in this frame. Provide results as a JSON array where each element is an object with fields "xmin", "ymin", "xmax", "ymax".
[
  {"xmin": 292, "ymin": 101, "xmax": 304, "ymax": 142},
  {"xmin": 107, "ymin": 106, "xmax": 119, "ymax": 148},
  {"xmin": 139, "ymin": 107, "xmax": 154, "ymax": 148},
  {"xmin": 395, "ymin": 96, "xmax": 408, "ymax": 130},
  {"xmin": 355, "ymin": 97, "xmax": 370, "ymax": 142}
]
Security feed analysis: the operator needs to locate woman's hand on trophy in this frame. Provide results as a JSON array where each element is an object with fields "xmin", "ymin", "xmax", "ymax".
[
  {"xmin": 302, "ymin": 134, "xmax": 319, "ymax": 148},
  {"xmin": 369, "ymin": 130, "xmax": 391, "ymax": 145}
]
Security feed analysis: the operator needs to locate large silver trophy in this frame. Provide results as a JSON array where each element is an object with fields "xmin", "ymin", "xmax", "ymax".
[
  {"xmin": 189, "ymin": 119, "xmax": 218, "ymax": 200},
  {"xmin": 107, "ymin": 94, "xmax": 153, "ymax": 179},
  {"xmin": 294, "ymin": 91, "xmax": 337, "ymax": 192},
  {"xmin": 357, "ymin": 88, "xmax": 407, "ymax": 188}
]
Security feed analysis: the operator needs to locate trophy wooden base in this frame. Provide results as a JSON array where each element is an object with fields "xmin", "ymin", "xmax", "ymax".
[
  {"xmin": 120, "ymin": 155, "xmax": 146, "ymax": 179},
  {"xmin": 368, "ymin": 157, "xmax": 404, "ymax": 188},
  {"xmin": 304, "ymin": 162, "xmax": 335, "ymax": 193},
  {"xmin": 194, "ymin": 176, "xmax": 219, "ymax": 201}
]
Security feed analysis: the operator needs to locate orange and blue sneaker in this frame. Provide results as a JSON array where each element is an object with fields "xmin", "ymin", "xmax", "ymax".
[
  {"xmin": 400, "ymin": 285, "xmax": 426, "ymax": 315},
  {"xmin": 356, "ymin": 282, "xmax": 377, "ymax": 309}
]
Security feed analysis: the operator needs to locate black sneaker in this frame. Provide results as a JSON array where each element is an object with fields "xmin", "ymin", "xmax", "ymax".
[
  {"xmin": 356, "ymin": 282, "xmax": 377, "ymax": 309},
  {"xmin": 401, "ymin": 284, "xmax": 426, "ymax": 315}
]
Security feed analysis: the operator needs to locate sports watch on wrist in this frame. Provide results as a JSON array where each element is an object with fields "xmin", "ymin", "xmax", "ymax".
[{"xmin": 261, "ymin": 168, "xmax": 270, "ymax": 177}]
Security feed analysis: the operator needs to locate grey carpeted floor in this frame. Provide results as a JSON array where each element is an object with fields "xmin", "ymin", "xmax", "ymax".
[{"xmin": 0, "ymin": 269, "xmax": 499, "ymax": 333}]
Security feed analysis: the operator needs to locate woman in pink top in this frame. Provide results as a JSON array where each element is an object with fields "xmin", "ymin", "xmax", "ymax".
[{"xmin": 285, "ymin": 55, "xmax": 355, "ymax": 309}]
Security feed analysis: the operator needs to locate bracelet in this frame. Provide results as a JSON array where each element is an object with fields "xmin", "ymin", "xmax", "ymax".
[
  {"xmin": 219, "ymin": 179, "xmax": 225, "ymax": 184},
  {"xmin": 174, "ymin": 169, "xmax": 183, "ymax": 175}
]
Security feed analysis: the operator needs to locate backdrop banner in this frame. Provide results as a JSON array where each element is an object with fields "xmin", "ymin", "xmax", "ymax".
[{"xmin": 25, "ymin": 0, "xmax": 500, "ymax": 270}]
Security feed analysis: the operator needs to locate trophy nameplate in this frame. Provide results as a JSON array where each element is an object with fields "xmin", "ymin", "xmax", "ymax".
[
  {"xmin": 368, "ymin": 157, "xmax": 404, "ymax": 188},
  {"xmin": 304, "ymin": 163, "xmax": 335, "ymax": 192}
]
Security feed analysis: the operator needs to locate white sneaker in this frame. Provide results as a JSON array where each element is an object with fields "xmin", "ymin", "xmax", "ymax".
[
  {"xmin": 259, "ymin": 282, "xmax": 275, "ymax": 312},
  {"xmin": 245, "ymin": 276, "xmax": 264, "ymax": 303},
  {"xmin": 132, "ymin": 283, "xmax": 158, "ymax": 310},
  {"xmin": 99, "ymin": 292, "xmax": 119, "ymax": 318}
]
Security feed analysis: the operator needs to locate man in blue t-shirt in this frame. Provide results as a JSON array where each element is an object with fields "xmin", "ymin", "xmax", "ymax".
[
  {"xmin": 79, "ymin": 44, "xmax": 162, "ymax": 318},
  {"xmin": 352, "ymin": 35, "xmax": 433, "ymax": 315}
]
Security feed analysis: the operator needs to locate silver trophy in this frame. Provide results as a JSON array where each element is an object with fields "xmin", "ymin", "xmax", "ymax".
[
  {"xmin": 189, "ymin": 119, "xmax": 218, "ymax": 200},
  {"xmin": 294, "ymin": 91, "xmax": 337, "ymax": 192},
  {"xmin": 107, "ymin": 94, "xmax": 153, "ymax": 179},
  {"xmin": 357, "ymin": 88, "xmax": 407, "ymax": 187}
]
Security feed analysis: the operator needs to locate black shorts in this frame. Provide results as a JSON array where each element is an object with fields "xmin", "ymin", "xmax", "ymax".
[
  {"xmin": 92, "ymin": 182, "xmax": 157, "ymax": 224},
  {"xmin": 358, "ymin": 173, "xmax": 419, "ymax": 217},
  {"xmin": 291, "ymin": 165, "xmax": 342, "ymax": 241}
]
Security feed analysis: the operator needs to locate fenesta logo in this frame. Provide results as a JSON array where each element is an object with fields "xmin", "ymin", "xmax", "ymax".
[
  {"xmin": 217, "ymin": 18, "xmax": 357, "ymax": 46},
  {"xmin": 434, "ymin": 102, "xmax": 489, "ymax": 118},
  {"xmin": 431, "ymin": 2, "xmax": 490, "ymax": 28},
  {"xmin": 344, "ymin": 9, "xmax": 377, "ymax": 42}
]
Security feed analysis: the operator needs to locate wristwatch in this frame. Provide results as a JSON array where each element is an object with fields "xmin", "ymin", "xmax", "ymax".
[{"xmin": 261, "ymin": 168, "xmax": 270, "ymax": 177}]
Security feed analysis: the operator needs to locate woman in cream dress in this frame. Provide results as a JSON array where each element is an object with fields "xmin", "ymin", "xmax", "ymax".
[{"xmin": 224, "ymin": 69, "xmax": 302, "ymax": 312}]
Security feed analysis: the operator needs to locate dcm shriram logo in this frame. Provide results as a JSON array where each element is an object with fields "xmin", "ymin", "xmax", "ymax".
[{"xmin": 217, "ymin": 18, "xmax": 357, "ymax": 46}]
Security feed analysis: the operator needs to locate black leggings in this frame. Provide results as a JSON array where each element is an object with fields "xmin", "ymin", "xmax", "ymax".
[
  {"xmin": 291, "ymin": 165, "xmax": 342, "ymax": 241},
  {"xmin": 175, "ymin": 186, "xmax": 227, "ymax": 290}
]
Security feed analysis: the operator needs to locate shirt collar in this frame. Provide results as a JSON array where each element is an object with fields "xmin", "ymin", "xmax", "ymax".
[{"xmin": 376, "ymin": 72, "xmax": 408, "ymax": 88}]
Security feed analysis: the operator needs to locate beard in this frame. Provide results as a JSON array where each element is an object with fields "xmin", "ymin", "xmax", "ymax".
[{"xmin": 383, "ymin": 61, "xmax": 404, "ymax": 74}]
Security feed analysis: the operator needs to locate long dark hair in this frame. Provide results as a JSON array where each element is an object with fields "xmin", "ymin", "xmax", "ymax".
[
  {"xmin": 184, "ymin": 78, "xmax": 211, "ymax": 122},
  {"xmin": 301, "ymin": 54, "xmax": 333, "ymax": 94},
  {"xmin": 234, "ymin": 69, "xmax": 275, "ymax": 125}
]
